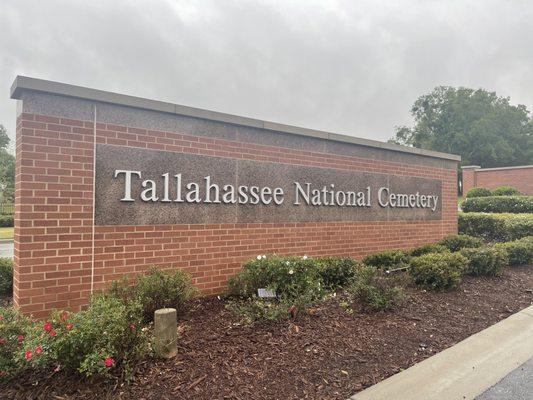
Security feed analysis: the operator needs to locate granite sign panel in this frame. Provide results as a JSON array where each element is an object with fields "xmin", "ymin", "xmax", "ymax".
[{"xmin": 95, "ymin": 144, "xmax": 442, "ymax": 225}]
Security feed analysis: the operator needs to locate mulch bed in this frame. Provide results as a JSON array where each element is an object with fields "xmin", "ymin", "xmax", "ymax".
[{"xmin": 3, "ymin": 266, "xmax": 533, "ymax": 400}]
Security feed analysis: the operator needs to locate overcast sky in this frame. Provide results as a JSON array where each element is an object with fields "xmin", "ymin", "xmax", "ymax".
[{"xmin": 1, "ymin": 0, "xmax": 533, "ymax": 150}]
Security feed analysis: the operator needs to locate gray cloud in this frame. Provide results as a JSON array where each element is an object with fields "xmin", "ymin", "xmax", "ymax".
[{"xmin": 1, "ymin": 0, "xmax": 533, "ymax": 150}]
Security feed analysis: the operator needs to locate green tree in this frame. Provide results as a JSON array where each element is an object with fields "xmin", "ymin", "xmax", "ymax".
[
  {"xmin": 0, "ymin": 125, "xmax": 15, "ymax": 203},
  {"xmin": 390, "ymin": 86, "xmax": 533, "ymax": 167}
]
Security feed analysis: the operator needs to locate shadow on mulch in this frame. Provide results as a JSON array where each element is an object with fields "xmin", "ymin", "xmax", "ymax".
[{"xmin": 3, "ymin": 266, "xmax": 533, "ymax": 400}]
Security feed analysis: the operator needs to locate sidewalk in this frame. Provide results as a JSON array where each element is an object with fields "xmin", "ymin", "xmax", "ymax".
[
  {"xmin": 350, "ymin": 304, "xmax": 533, "ymax": 400},
  {"xmin": 0, "ymin": 240, "xmax": 13, "ymax": 259}
]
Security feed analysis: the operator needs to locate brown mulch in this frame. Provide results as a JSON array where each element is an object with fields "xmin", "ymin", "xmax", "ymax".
[{"xmin": 3, "ymin": 266, "xmax": 533, "ymax": 400}]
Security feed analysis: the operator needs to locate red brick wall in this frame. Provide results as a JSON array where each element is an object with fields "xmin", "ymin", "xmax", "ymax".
[
  {"xmin": 475, "ymin": 168, "xmax": 533, "ymax": 195},
  {"xmin": 15, "ymin": 112, "xmax": 457, "ymax": 317},
  {"xmin": 462, "ymin": 168, "xmax": 476, "ymax": 196}
]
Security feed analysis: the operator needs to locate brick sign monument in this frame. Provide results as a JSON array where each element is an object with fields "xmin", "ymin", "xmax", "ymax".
[{"xmin": 10, "ymin": 76, "xmax": 460, "ymax": 317}]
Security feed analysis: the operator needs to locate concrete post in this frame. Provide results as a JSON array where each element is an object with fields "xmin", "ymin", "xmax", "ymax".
[{"xmin": 154, "ymin": 308, "xmax": 178, "ymax": 359}]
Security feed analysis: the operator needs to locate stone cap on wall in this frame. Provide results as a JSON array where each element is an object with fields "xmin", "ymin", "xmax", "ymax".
[
  {"xmin": 462, "ymin": 165, "xmax": 533, "ymax": 172},
  {"xmin": 10, "ymin": 75, "xmax": 461, "ymax": 162}
]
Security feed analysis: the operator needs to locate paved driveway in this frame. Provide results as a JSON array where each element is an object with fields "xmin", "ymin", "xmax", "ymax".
[
  {"xmin": 476, "ymin": 357, "xmax": 533, "ymax": 400},
  {"xmin": 0, "ymin": 241, "xmax": 13, "ymax": 259}
]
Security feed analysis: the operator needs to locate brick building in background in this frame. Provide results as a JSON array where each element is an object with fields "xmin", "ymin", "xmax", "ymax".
[
  {"xmin": 11, "ymin": 76, "xmax": 460, "ymax": 317},
  {"xmin": 462, "ymin": 165, "xmax": 533, "ymax": 196}
]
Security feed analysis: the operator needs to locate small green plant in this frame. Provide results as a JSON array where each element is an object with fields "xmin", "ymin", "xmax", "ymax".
[
  {"xmin": 410, "ymin": 252, "xmax": 468, "ymax": 291},
  {"xmin": 226, "ymin": 299, "xmax": 290, "ymax": 324},
  {"xmin": 438, "ymin": 234, "xmax": 483, "ymax": 252},
  {"xmin": 492, "ymin": 186, "xmax": 521, "ymax": 196},
  {"xmin": 410, "ymin": 243, "xmax": 449, "ymax": 257},
  {"xmin": 348, "ymin": 265, "xmax": 406, "ymax": 311},
  {"xmin": 0, "ymin": 258, "xmax": 13, "ymax": 296},
  {"xmin": 316, "ymin": 257, "xmax": 361, "ymax": 290},
  {"xmin": 108, "ymin": 267, "xmax": 196, "ymax": 322},
  {"xmin": 466, "ymin": 187, "xmax": 492, "ymax": 198},
  {"xmin": 362, "ymin": 250, "xmax": 409, "ymax": 270},
  {"xmin": 461, "ymin": 247, "xmax": 508, "ymax": 277},
  {"xmin": 495, "ymin": 237, "xmax": 533, "ymax": 266}
]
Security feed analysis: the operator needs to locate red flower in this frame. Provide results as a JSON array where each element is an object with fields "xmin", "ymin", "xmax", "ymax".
[
  {"xmin": 25, "ymin": 350, "xmax": 32, "ymax": 361},
  {"xmin": 104, "ymin": 357, "xmax": 115, "ymax": 368},
  {"xmin": 35, "ymin": 346, "xmax": 43, "ymax": 355},
  {"xmin": 0, "ymin": 338, "xmax": 6, "ymax": 345},
  {"xmin": 43, "ymin": 322, "xmax": 53, "ymax": 332},
  {"xmin": 66, "ymin": 323, "xmax": 74, "ymax": 331},
  {"xmin": 17, "ymin": 335, "xmax": 24, "ymax": 343},
  {"xmin": 49, "ymin": 330, "xmax": 57, "ymax": 337}
]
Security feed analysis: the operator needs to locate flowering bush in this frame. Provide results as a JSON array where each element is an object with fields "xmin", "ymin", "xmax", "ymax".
[
  {"xmin": 0, "ymin": 307, "xmax": 32, "ymax": 380},
  {"xmin": 108, "ymin": 267, "xmax": 195, "ymax": 322},
  {"xmin": 0, "ymin": 294, "xmax": 147, "ymax": 381},
  {"xmin": 228, "ymin": 254, "xmax": 325, "ymax": 302},
  {"xmin": 22, "ymin": 295, "xmax": 147, "ymax": 377},
  {"xmin": 227, "ymin": 255, "xmax": 328, "ymax": 321}
]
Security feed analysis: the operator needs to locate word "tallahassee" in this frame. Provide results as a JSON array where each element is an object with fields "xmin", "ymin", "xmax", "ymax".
[{"xmin": 114, "ymin": 170, "xmax": 439, "ymax": 211}]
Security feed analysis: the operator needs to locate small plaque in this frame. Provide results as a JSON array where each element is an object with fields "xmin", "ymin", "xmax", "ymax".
[{"xmin": 258, "ymin": 288, "xmax": 277, "ymax": 298}]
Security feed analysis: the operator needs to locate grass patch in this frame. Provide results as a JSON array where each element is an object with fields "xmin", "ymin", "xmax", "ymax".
[{"xmin": 0, "ymin": 227, "xmax": 13, "ymax": 240}]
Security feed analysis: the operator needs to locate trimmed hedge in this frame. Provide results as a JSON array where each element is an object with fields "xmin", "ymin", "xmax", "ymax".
[
  {"xmin": 438, "ymin": 234, "xmax": 483, "ymax": 252},
  {"xmin": 362, "ymin": 250, "xmax": 409, "ymax": 270},
  {"xmin": 466, "ymin": 187, "xmax": 492, "ymax": 198},
  {"xmin": 410, "ymin": 252, "xmax": 468, "ymax": 291},
  {"xmin": 495, "ymin": 237, "xmax": 533, "ymax": 266},
  {"xmin": 0, "ymin": 215, "xmax": 13, "ymax": 228},
  {"xmin": 410, "ymin": 243, "xmax": 449, "ymax": 257},
  {"xmin": 461, "ymin": 247, "xmax": 508, "ymax": 277},
  {"xmin": 492, "ymin": 186, "xmax": 521, "ymax": 196},
  {"xmin": 459, "ymin": 212, "xmax": 533, "ymax": 242},
  {"xmin": 462, "ymin": 196, "xmax": 533, "ymax": 213}
]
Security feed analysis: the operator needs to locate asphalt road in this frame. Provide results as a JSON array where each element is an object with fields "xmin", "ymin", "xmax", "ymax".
[
  {"xmin": 0, "ymin": 240, "xmax": 13, "ymax": 259},
  {"xmin": 476, "ymin": 357, "xmax": 533, "ymax": 400}
]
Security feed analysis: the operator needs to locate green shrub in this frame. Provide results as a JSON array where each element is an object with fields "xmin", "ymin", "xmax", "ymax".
[
  {"xmin": 462, "ymin": 196, "xmax": 533, "ymax": 213},
  {"xmin": 410, "ymin": 252, "xmax": 468, "ymax": 290},
  {"xmin": 410, "ymin": 243, "xmax": 449, "ymax": 257},
  {"xmin": 316, "ymin": 257, "xmax": 361, "ymax": 290},
  {"xmin": 466, "ymin": 187, "xmax": 492, "ymax": 198},
  {"xmin": 459, "ymin": 212, "xmax": 533, "ymax": 242},
  {"xmin": 438, "ymin": 234, "xmax": 483, "ymax": 252},
  {"xmin": 0, "ymin": 215, "xmax": 13, "ymax": 228},
  {"xmin": 492, "ymin": 186, "xmax": 521, "ymax": 196},
  {"xmin": 460, "ymin": 247, "xmax": 508, "ymax": 277},
  {"xmin": 362, "ymin": 250, "xmax": 409, "ymax": 270},
  {"xmin": 108, "ymin": 267, "xmax": 195, "ymax": 323},
  {"xmin": 0, "ymin": 307, "xmax": 32, "ymax": 380},
  {"xmin": 0, "ymin": 258, "xmax": 13, "ymax": 296},
  {"xmin": 348, "ymin": 265, "xmax": 406, "ymax": 311},
  {"xmin": 495, "ymin": 237, "xmax": 533, "ymax": 266}
]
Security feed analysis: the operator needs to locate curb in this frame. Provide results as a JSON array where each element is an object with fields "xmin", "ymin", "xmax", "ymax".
[
  {"xmin": 0, "ymin": 239, "xmax": 13, "ymax": 244},
  {"xmin": 350, "ymin": 304, "xmax": 533, "ymax": 400}
]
